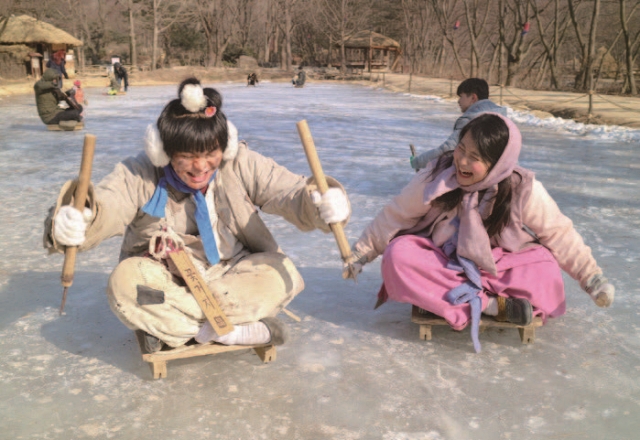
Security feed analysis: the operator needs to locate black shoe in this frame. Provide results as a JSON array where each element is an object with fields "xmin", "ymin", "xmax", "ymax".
[
  {"xmin": 260, "ymin": 317, "xmax": 289, "ymax": 346},
  {"xmin": 497, "ymin": 297, "xmax": 533, "ymax": 326},
  {"xmin": 136, "ymin": 330, "xmax": 165, "ymax": 353}
]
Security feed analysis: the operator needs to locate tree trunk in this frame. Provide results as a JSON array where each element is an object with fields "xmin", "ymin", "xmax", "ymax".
[
  {"xmin": 152, "ymin": 0, "xmax": 159, "ymax": 70},
  {"xmin": 128, "ymin": 0, "xmax": 137, "ymax": 68},
  {"xmin": 620, "ymin": 0, "xmax": 638, "ymax": 94},
  {"xmin": 284, "ymin": 0, "xmax": 293, "ymax": 71}
]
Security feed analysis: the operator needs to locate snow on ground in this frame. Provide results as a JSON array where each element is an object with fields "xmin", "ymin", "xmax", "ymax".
[{"xmin": 0, "ymin": 82, "xmax": 638, "ymax": 439}]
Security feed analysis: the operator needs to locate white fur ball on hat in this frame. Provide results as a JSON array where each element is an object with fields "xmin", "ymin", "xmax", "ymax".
[{"xmin": 180, "ymin": 83, "xmax": 206, "ymax": 113}]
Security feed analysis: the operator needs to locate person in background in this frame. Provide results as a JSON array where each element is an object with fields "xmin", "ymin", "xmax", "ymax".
[
  {"xmin": 113, "ymin": 62, "xmax": 129, "ymax": 92},
  {"xmin": 107, "ymin": 73, "xmax": 121, "ymax": 95},
  {"xmin": 292, "ymin": 66, "xmax": 306, "ymax": 87},
  {"xmin": 34, "ymin": 68, "xmax": 83, "ymax": 125},
  {"xmin": 247, "ymin": 72, "xmax": 258, "ymax": 86},
  {"xmin": 44, "ymin": 78, "xmax": 351, "ymax": 353},
  {"xmin": 46, "ymin": 50, "xmax": 69, "ymax": 89},
  {"xmin": 345, "ymin": 113, "xmax": 614, "ymax": 353},
  {"xmin": 411, "ymin": 78, "xmax": 506, "ymax": 171}
]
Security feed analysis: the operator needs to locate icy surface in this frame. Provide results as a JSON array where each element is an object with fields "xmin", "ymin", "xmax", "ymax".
[{"xmin": 0, "ymin": 83, "xmax": 638, "ymax": 439}]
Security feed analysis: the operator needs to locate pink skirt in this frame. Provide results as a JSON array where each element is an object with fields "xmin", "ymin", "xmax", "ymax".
[{"xmin": 379, "ymin": 235, "xmax": 566, "ymax": 330}]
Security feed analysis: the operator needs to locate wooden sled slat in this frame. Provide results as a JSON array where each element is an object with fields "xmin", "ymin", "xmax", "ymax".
[
  {"xmin": 47, "ymin": 122, "xmax": 84, "ymax": 131},
  {"xmin": 135, "ymin": 330, "xmax": 276, "ymax": 379},
  {"xmin": 411, "ymin": 305, "xmax": 543, "ymax": 345}
]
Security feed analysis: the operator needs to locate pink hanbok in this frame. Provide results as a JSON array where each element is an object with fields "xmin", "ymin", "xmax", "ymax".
[{"xmin": 378, "ymin": 235, "xmax": 566, "ymax": 331}]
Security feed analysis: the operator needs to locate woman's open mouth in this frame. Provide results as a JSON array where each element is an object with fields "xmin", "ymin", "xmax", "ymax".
[{"xmin": 458, "ymin": 169, "xmax": 473, "ymax": 179}]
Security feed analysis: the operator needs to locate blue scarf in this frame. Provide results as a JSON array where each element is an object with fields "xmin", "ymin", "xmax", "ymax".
[
  {"xmin": 142, "ymin": 165, "xmax": 220, "ymax": 265},
  {"xmin": 442, "ymin": 217, "xmax": 483, "ymax": 353}
]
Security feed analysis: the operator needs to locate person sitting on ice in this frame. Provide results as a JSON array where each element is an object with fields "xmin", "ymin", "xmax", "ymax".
[
  {"xmin": 67, "ymin": 80, "xmax": 86, "ymax": 107},
  {"xmin": 344, "ymin": 113, "xmax": 614, "ymax": 352},
  {"xmin": 411, "ymin": 78, "xmax": 506, "ymax": 171},
  {"xmin": 44, "ymin": 77, "xmax": 351, "ymax": 353},
  {"xmin": 34, "ymin": 68, "xmax": 83, "ymax": 126},
  {"xmin": 247, "ymin": 72, "xmax": 258, "ymax": 86},
  {"xmin": 107, "ymin": 72, "xmax": 121, "ymax": 95},
  {"xmin": 292, "ymin": 66, "xmax": 306, "ymax": 87}
]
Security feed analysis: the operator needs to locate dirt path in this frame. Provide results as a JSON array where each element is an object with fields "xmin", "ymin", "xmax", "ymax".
[{"xmin": 3, "ymin": 67, "xmax": 640, "ymax": 129}]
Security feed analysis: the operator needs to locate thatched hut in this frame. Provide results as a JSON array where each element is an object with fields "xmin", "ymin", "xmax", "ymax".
[
  {"xmin": 0, "ymin": 15, "xmax": 83, "ymax": 79},
  {"xmin": 331, "ymin": 31, "xmax": 402, "ymax": 73}
]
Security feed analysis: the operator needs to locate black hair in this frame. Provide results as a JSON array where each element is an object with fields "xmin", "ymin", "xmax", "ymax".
[
  {"xmin": 157, "ymin": 77, "xmax": 228, "ymax": 157},
  {"xmin": 428, "ymin": 114, "xmax": 515, "ymax": 238},
  {"xmin": 457, "ymin": 78, "xmax": 489, "ymax": 100}
]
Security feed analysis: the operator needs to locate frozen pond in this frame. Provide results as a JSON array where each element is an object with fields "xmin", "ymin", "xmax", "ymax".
[{"xmin": 0, "ymin": 82, "xmax": 639, "ymax": 439}]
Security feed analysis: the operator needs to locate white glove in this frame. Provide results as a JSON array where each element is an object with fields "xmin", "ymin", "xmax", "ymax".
[
  {"xmin": 311, "ymin": 188, "xmax": 349, "ymax": 224},
  {"xmin": 54, "ymin": 205, "xmax": 92, "ymax": 246},
  {"xmin": 586, "ymin": 274, "xmax": 615, "ymax": 308}
]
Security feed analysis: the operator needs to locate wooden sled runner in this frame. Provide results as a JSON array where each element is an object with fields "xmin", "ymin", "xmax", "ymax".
[
  {"xmin": 411, "ymin": 305, "xmax": 543, "ymax": 345},
  {"xmin": 135, "ymin": 330, "xmax": 276, "ymax": 379},
  {"xmin": 47, "ymin": 121, "xmax": 84, "ymax": 131}
]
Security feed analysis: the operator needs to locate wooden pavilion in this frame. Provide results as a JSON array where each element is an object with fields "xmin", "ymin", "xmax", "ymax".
[
  {"xmin": 0, "ymin": 15, "xmax": 83, "ymax": 79},
  {"xmin": 331, "ymin": 30, "xmax": 402, "ymax": 73}
]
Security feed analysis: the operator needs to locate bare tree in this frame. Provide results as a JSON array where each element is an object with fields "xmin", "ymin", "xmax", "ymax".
[
  {"xmin": 191, "ymin": 0, "xmax": 237, "ymax": 67},
  {"xmin": 462, "ymin": 0, "xmax": 491, "ymax": 77},
  {"xmin": 529, "ymin": 0, "xmax": 570, "ymax": 89},
  {"xmin": 619, "ymin": 0, "xmax": 639, "ymax": 94},
  {"xmin": 149, "ymin": 0, "xmax": 186, "ymax": 70},
  {"xmin": 567, "ymin": 0, "xmax": 601, "ymax": 91},
  {"xmin": 431, "ymin": 0, "xmax": 466, "ymax": 77},
  {"xmin": 401, "ymin": 0, "xmax": 440, "ymax": 75},
  {"xmin": 317, "ymin": 0, "xmax": 371, "ymax": 73}
]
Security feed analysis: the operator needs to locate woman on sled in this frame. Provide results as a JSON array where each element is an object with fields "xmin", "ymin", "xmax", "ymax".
[{"xmin": 344, "ymin": 113, "xmax": 614, "ymax": 352}]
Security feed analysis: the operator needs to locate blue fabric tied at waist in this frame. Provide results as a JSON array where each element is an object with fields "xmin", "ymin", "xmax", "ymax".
[
  {"xmin": 142, "ymin": 165, "xmax": 220, "ymax": 266},
  {"xmin": 442, "ymin": 218, "xmax": 484, "ymax": 353}
]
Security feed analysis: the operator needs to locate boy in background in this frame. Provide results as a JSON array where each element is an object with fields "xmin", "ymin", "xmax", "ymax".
[{"xmin": 410, "ymin": 78, "xmax": 507, "ymax": 170}]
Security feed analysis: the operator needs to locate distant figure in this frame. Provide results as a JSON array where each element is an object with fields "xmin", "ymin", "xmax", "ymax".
[
  {"xmin": 46, "ymin": 50, "xmax": 69, "ymax": 89},
  {"xmin": 34, "ymin": 68, "xmax": 83, "ymax": 125},
  {"xmin": 410, "ymin": 78, "xmax": 507, "ymax": 170},
  {"xmin": 113, "ymin": 62, "xmax": 129, "ymax": 92},
  {"xmin": 68, "ymin": 80, "xmax": 86, "ymax": 106},
  {"xmin": 107, "ymin": 73, "xmax": 122, "ymax": 95},
  {"xmin": 247, "ymin": 72, "xmax": 258, "ymax": 86},
  {"xmin": 292, "ymin": 67, "xmax": 306, "ymax": 87}
]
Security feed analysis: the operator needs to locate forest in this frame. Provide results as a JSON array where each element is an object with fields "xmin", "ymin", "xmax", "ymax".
[{"xmin": 1, "ymin": 0, "xmax": 639, "ymax": 94}]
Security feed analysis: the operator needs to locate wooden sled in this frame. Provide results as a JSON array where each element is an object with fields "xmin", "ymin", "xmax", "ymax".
[
  {"xmin": 135, "ymin": 330, "xmax": 276, "ymax": 379},
  {"xmin": 294, "ymin": 84, "xmax": 305, "ymax": 88},
  {"xmin": 411, "ymin": 305, "xmax": 543, "ymax": 345},
  {"xmin": 47, "ymin": 121, "xmax": 84, "ymax": 131}
]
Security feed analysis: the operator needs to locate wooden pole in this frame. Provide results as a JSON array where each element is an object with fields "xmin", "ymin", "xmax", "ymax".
[
  {"xmin": 296, "ymin": 120, "xmax": 353, "ymax": 276},
  {"xmin": 59, "ymin": 134, "xmax": 96, "ymax": 314}
]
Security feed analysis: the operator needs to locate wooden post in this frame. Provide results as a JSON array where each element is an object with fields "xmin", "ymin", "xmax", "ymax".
[
  {"xmin": 296, "ymin": 120, "xmax": 352, "ymax": 274},
  {"xmin": 59, "ymin": 134, "xmax": 96, "ymax": 314}
]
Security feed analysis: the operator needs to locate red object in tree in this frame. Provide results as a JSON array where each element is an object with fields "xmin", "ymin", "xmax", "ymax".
[
  {"xmin": 521, "ymin": 22, "xmax": 530, "ymax": 35},
  {"xmin": 453, "ymin": 20, "xmax": 460, "ymax": 30}
]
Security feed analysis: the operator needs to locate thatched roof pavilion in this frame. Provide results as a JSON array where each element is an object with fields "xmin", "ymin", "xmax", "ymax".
[
  {"xmin": 341, "ymin": 31, "xmax": 401, "ymax": 51},
  {"xmin": 0, "ymin": 15, "xmax": 83, "ymax": 46},
  {"xmin": 331, "ymin": 30, "xmax": 402, "ymax": 73},
  {"xmin": 0, "ymin": 15, "xmax": 82, "ymax": 79}
]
